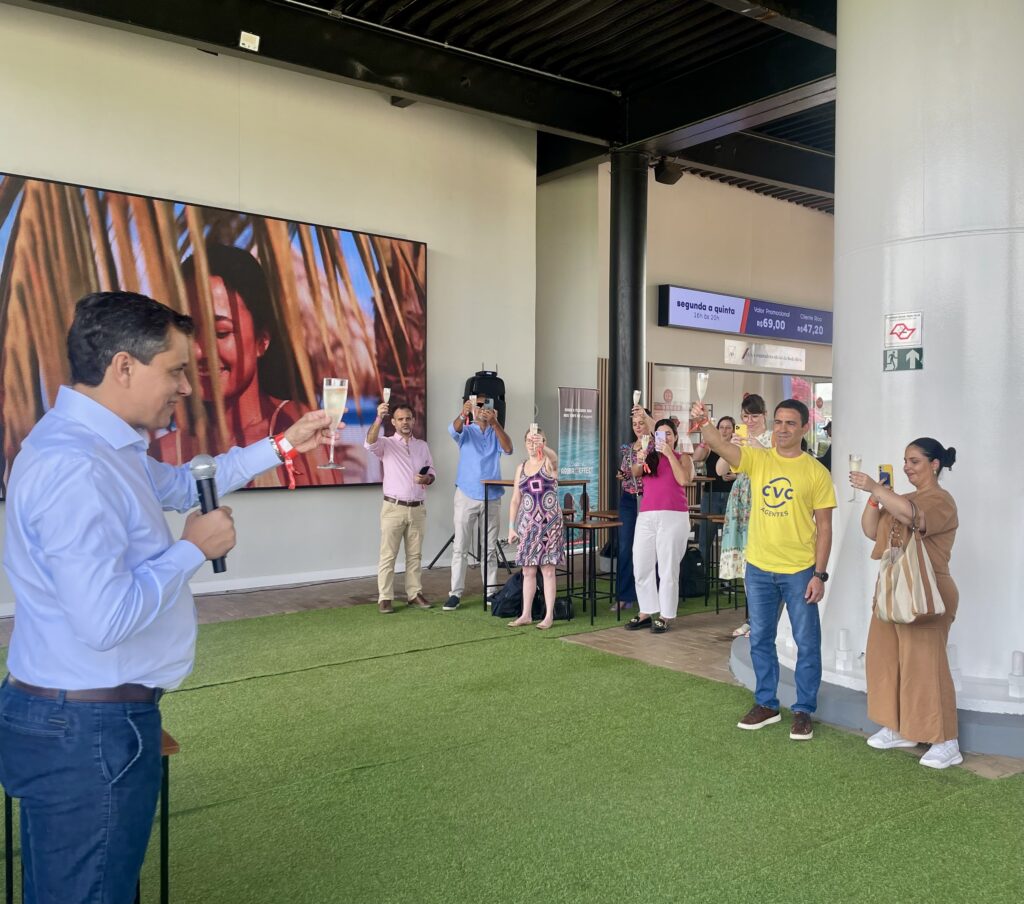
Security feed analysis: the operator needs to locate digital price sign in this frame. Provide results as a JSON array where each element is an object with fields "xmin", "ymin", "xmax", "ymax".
[{"xmin": 658, "ymin": 285, "xmax": 832, "ymax": 345}]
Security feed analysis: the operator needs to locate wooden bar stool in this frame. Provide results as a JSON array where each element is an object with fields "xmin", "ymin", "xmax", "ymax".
[{"xmin": 566, "ymin": 519, "xmax": 622, "ymax": 624}]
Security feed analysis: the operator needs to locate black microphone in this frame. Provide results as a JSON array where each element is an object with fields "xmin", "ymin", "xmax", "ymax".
[{"xmin": 189, "ymin": 454, "xmax": 226, "ymax": 574}]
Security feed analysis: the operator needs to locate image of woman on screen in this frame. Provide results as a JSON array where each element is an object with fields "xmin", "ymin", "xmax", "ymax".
[{"xmin": 152, "ymin": 243, "xmax": 344, "ymax": 487}]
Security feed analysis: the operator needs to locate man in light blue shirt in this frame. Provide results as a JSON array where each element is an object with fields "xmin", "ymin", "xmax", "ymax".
[
  {"xmin": 0, "ymin": 292, "xmax": 331, "ymax": 904},
  {"xmin": 444, "ymin": 397, "xmax": 513, "ymax": 610}
]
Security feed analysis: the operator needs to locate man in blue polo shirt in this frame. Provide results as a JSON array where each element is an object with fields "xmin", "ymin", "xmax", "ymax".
[{"xmin": 444, "ymin": 396, "xmax": 513, "ymax": 610}]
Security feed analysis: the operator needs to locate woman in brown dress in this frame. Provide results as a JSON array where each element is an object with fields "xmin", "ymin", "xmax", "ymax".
[{"xmin": 850, "ymin": 437, "xmax": 961, "ymax": 769}]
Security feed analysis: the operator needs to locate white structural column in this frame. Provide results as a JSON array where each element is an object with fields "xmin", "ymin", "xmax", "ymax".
[{"xmin": 817, "ymin": 0, "xmax": 1024, "ymax": 710}]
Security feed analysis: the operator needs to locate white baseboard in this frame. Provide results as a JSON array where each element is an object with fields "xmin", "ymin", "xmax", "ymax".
[{"xmin": 191, "ymin": 555, "xmax": 452, "ymax": 596}]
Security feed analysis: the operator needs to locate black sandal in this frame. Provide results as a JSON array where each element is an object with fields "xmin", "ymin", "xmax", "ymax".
[
  {"xmin": 624, "ymin": 615, "xmax": 652, "ymax": 631},
  {"xmin": 651, "ymin": 617, "xmax": 669, "ymax": 633}
]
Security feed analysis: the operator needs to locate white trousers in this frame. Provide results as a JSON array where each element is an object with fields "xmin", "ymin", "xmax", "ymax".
[
  {"xmin": 632, "ymin": 510, "xmax": 690, "ymax": 618},
  {"xmin": 450, "ymin": 488, "xmax": 500, "ymax": 598}
]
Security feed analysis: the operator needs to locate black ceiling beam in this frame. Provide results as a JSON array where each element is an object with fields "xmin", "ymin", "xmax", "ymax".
[
  {"xmin": 702, "ymin": 0, "xmax": 836, "ymax": 49},
  {"xmin": 536, "ymin": 133, "xmax": 608, "ymax": 180},
  {"xmin": 675, "ymin": 131, "xmax": 834, "ymax": 196},
  {"xmin": 624, "ymin": 33, "xmax": 835, "ymax": 151},
  {"xmin": 12, "ymin": 0, "xmax": 622, "ymax": 143}
]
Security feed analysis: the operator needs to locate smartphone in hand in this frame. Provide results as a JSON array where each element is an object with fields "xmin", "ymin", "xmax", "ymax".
[
  {"xmin": 878, "ymin": 464, "xmax": 894, "ymax": 487},
  {"xmin": 418, "ymin": 466, "xmax": 430, "ymax": 475},
  {"xmin": 655, "ymin": 429, "xmax": 666, "ymax": 445}
]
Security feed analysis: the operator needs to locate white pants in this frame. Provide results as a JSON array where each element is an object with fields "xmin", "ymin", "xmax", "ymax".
[
  {"xmin": 450, "ymin": 488, "xmax": 500, "ymax": 598},
  {"xmin": 633, "ymin": 510, "xmax": 690, "ymax": 619}
]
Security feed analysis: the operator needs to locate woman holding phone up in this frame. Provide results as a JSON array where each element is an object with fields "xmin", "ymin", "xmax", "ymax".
[
  {"xmin": 507, "ymin": 429, "xmax": 564, "ymax": 630},
  {"xmin": 625, "ymin": 416, "xmax": 694, "ymax": 633}
]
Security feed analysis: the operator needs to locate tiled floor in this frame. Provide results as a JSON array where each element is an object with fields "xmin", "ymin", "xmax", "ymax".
[{"xmin": 2, "ymin": 565, "xmax": 1020, "ymax": 778}]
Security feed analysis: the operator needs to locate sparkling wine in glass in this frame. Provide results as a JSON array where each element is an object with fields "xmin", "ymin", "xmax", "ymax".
[
  {"xmin": 319, "ymin": 377, "xmax": 348, "ymax": 470},
  {"xmin": 690, "ymin": 370, "xmax": 710, "ymax": 432},
  {"xmin": 468, "ymin": 393, "xmax": 477, "ymax": 423},
  {"xmin": 848, "ymin": 453, "xmax": 863, "ymax": 502},
  {"xmin": 632, "ymin": 389, "xmax": 641, "ymax": 408},
  {"xmin": 696, "ymin": 370, "xmax": 709, "ymax": 403},
  {"xmin": 382, "ymin": 387, "xmax": 391, "ymax": 404}
]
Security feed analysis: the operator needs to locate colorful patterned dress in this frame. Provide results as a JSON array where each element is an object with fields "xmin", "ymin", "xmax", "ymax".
[
  {"xmin": 719, "ymin": 430, "xmax": 773, "ymax": 580},
  {"xmin": 514, "ymin": 462, "xmax": 566, "ymax": 566}
]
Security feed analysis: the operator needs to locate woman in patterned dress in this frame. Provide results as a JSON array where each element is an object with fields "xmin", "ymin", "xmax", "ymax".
[
  {"xmin": 507, "ymin": 429, "xmax": 564, "ymax": 629},
  {"xmin": 718, "ymin": 394, "xmax": 772, "ymax": 634}
]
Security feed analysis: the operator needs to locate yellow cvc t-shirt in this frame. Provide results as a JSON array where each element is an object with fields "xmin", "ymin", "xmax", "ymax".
[{"xmin": 737, "ymin": 446, "xmax": 837, "ymax": 574}]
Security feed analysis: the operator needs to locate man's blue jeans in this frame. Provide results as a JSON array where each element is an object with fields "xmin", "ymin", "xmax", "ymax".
[
  {"xmin": 615, "ymin": 490, "xmax": 639, "ymax": 603},
  {"xmin": 744, "ymin": 563, "xmax": 822, "ymax": 713},
  {"xmin": 0, "ymin": 679, "xmax": 162, "ymax": 904}
]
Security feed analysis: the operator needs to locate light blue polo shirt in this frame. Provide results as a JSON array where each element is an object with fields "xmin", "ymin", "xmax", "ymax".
[{"xmin": 448, "ymin": 422, "xmax": 511, "ymax": 501}]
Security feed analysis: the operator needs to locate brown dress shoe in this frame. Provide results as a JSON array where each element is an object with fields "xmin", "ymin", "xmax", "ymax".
[
  {"xmin": 408, "ymin": 593, "xmax": 432, "ymax": 609},
  {"xmin": 378, "ymin": 599, "xmax": 395, "ymax": 614}
]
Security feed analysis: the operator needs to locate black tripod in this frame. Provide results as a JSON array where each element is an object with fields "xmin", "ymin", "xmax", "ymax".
[{"xmin": 427, "ymin": 523, "xmax": 513, "ymax": 572}]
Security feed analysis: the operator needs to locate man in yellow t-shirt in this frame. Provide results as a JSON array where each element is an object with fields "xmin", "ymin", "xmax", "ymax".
[{"xmin": 693, "ymin": 398, "xmax": 836, "ymax": 741}]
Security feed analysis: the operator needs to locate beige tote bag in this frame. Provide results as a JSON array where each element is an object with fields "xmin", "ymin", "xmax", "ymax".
[{"xmin": 873, "ymin": 500, "xmax": 945, "ymax": 624}]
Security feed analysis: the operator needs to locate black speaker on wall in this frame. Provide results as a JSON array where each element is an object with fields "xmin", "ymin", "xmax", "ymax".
[{"xmin": 463, "ymin": 370, "xmax": 506, "ymax": 426}]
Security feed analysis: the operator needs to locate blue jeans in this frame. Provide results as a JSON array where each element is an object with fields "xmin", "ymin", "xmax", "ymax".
[
  {"xmin": 615, "ymin": 490, "xmax": 639, "ymax": 603},
  {"xmin": 0, "ymin": 680, "xmax": 162, "ymax": 904},
  {"xmin": 744, "ymin": 564, "xmax": 822, "ymax": 713}
]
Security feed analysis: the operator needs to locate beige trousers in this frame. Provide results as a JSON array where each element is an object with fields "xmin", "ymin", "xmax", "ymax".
[
  {"xmin": 377, "ymin": 501, "xmax": 426, "ymax": 602},
  {"xmin": 866, "ymin": 574, "xmax": 959, "ymax": 744}
]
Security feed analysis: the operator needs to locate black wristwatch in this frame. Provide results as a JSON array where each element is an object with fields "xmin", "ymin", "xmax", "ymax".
[{"xmin": 813, "ymin": 571, "xmax": 829, "ymax": 582}]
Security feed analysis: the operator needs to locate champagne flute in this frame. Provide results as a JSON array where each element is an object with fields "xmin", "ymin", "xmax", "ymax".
[
  {"xmin": 632, "ymin": 389, "xmax": 641, "ymax": 408},
  {"xmin": 319, "ymin": 377, "xmax": 348, "ymax": 470},
  {"xmin": 468, "ymin": 393, "xmax": 477, "ymax": 423},
  {"xmin": 696, "ymin": 370, "xmax": 709, "ymax": 403},
  {"xmin": 691, "ymin": 370, "xmax": 710, "ymax": 432},
  {"xmin": 848, "ymin": 453, "xmax": 863, "ymax": 502},
  {"xmin": 382, "ymin": 387, "xmax": 391, "ymax": 404}
]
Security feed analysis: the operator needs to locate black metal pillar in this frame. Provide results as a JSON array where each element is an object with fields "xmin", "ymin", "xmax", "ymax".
[{"xmin": 607, "ymin": 150, "xmax": 648, "ymax": 504}]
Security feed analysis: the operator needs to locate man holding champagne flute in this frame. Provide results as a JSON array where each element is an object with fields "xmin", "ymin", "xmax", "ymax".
[
  {"xmin": 0, "ymin": 291, "xmax": 336, "ymax": 902},
  {"xmin": 365, "ymin": 395, "xmax": 436, "ymax": 613},
  {"xmin": 691, "ymin": 397, "xmax": 835, "ymax": 742}
]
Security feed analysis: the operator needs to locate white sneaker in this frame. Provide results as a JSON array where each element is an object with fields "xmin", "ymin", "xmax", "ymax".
[
  {"xmin": 919, "ymin": 739, "xmax": 963, "ymax": 769},
  {"xmin": 866, "ymin": 727, "xmax": 918, "ymax": 750}
]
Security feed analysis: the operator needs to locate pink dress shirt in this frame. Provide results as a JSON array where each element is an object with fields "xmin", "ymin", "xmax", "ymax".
[{"xmin": 364, "ymin": 432, "xmax": 435, "ymax": 502}]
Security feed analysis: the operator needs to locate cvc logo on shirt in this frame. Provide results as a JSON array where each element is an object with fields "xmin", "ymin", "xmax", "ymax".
[{"xmin": 761, "ymin": 476, "xmax": 794, "ymax": 514}]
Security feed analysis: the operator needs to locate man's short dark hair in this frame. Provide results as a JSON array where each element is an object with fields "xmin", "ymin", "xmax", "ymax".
[
  {"xmin": 774, "ymin": 399, "xmax": 810, "ymax": 426},
  {"xmin": 391, "ymin": 403, "xmax": 414, "ymax": 418},
  {"xmin": 68, "ymin": 292, "xmax": 195, "ymax": 386}
]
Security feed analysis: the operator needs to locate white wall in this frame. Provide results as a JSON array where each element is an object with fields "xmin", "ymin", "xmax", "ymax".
[
  {"xmin": 535, "ymin": 169, "xmax": 600, "ymax": 435},
  {"xmin": 536, "ymin": 163, "xmax": 835, "ymax": 429},
  {"xmin": 0, "ymin": 4, "xmax": 537, "ymax": 609}
]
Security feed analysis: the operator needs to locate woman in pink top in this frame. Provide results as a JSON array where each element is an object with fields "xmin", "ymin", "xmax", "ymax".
[{"xmin": 625, "ymin": 418, "xmax": 694, "ymax": 633}]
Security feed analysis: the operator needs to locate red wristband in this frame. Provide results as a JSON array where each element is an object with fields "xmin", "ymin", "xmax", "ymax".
[
  {"xmin": 271, "ymin": 434, "xmax": 299, "ymax": 490},
  {"xmin": 868, "ymin": 497, "xmax": 879, "ymax": 508}
]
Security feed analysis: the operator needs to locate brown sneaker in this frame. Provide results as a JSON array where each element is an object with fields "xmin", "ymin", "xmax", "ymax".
[
  {"xmin": 737, "ymin": 705, "xmax": 781, "ymax": 730},
  {"xmin": 378, "ymin": 599, "xmax": 395, "ymax": 614},
  {"xmin": 790, "ymin": 712, "xmax": 814, "ymax": 740},
  {"xmin": 408, "ymin": 594, "xmax": 432, "ymax": 609}
]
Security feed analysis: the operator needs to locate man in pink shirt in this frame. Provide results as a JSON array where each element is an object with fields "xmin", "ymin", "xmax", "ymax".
[{"xmin": 365, "ymin": 402, "xmax": 436, "ymax": 613}]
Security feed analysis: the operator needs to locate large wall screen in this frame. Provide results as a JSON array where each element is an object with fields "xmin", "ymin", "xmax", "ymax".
[{"xmin": 0, "ymin": 172, "xmax": 427, "ymax": 494}]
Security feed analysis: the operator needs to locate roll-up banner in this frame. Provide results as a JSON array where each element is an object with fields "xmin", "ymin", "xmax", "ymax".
[{"xmin": 557, "ymin": 387, "xmax": 600, "ymax": 517}]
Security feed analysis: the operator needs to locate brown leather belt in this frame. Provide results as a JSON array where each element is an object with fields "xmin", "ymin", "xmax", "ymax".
[
  {"xmin": 383, "ymin": 496, "xmax": 423, "ymax": 507},
  {"xmin": 8, "ymin": 676, "xmax": 163, "ymax": 703}
]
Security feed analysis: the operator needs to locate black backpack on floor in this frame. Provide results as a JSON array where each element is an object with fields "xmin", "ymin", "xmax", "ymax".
[
  {"xmin": 679, "ymin": 544, "xmax": 706, "ymax": 598},
  {"xmin": 490, "ymin": 572, "xmax": 574, "ymax": 621}
]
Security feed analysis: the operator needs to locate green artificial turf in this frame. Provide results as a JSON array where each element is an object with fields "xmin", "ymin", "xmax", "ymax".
[{"xmin": 5, "ymin": 601, "xmax": 1022, "ymax": 903}]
